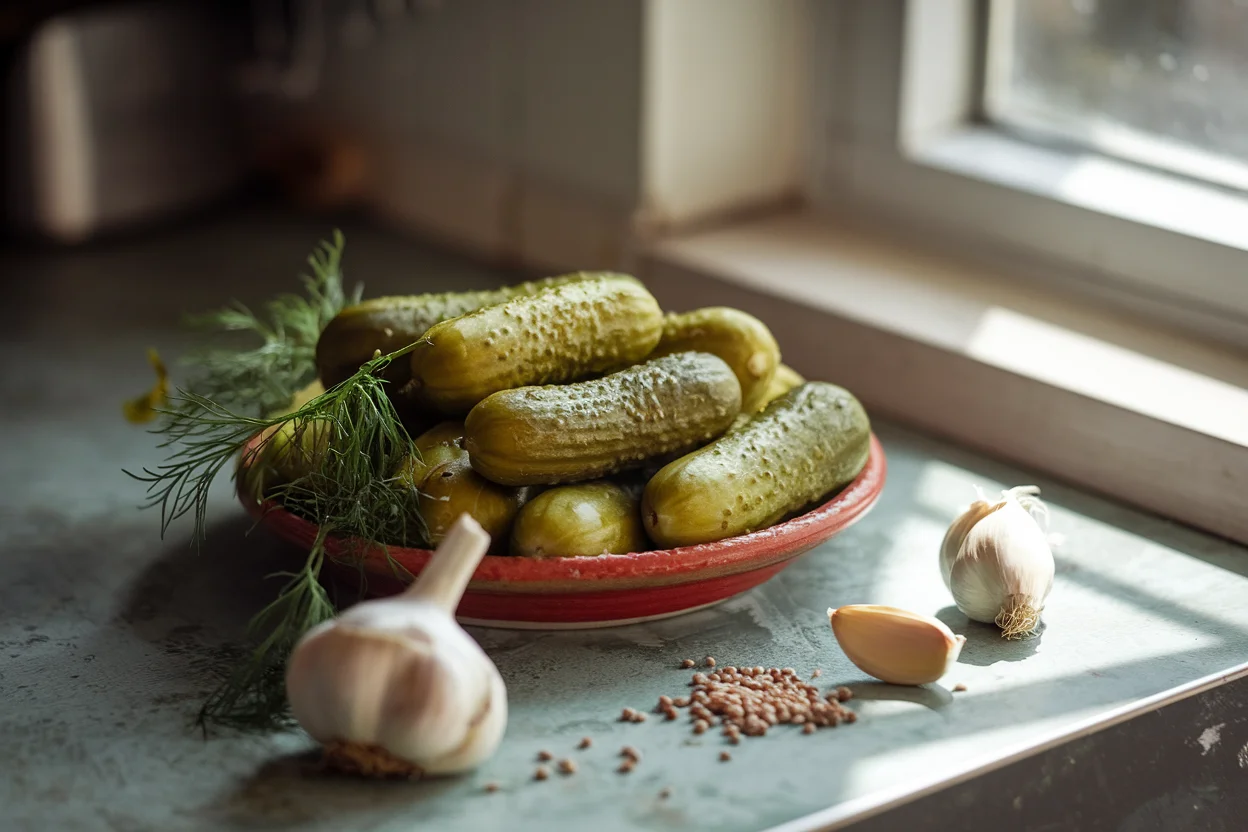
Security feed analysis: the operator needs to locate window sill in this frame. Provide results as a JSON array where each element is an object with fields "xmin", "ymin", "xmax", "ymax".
[{"xmin": 643, "ymin": 210, "xmax": 1248, "ymax": 545}]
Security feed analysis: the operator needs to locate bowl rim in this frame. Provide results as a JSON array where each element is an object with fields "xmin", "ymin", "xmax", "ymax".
[{"xmin": 240, "ymin": 433, "xmax": 886, "ymax": 593}]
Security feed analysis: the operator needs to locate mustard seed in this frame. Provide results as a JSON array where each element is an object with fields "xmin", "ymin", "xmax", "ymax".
[
  {"xmin": 803, "ymin": 723, "xmax": 817, "ymax": 735},
  {"xmin": 693, "ymin": 719, "xmax": 709, "ymax": 734},
  {"xmin": 537, "ymin": 750, "xmax": 553, "ymax": 761},
  {"xmin": 811, "ymin": 669, "xmax": 822, "ymax": 679},
  {"xmin": 953, "ymin": 683, "xmax": 968, "ymax": 692},
  {"xmin": 578, "ymin": 737, "xmax": 592, "ymax": 749},
  {"xmin": 485, "ymin": 782, "xmax": 500, "ymax": 793},
  {"xmin": 558, "ymin": 759, "xmax": 577, "ymax": 775},
  {"xmin": 617, "ymin": 760, "xmax": 634, "ymax": 774},
  {"xmin": 719, "ymin": 751, "xmax": 732, "ymax": 762},
  {"xmin": 621, "ymin": 746, "xmax": 641, "ymax": 761},
  {"xmin": 682, "ymin": 658, "xmax": 696, "ymax": 669},
  {"xmin": 705, "ymin": 656, "xmax": 717, "ymax": 667},
  {"xmin": 659, "ymin": 788, "xmax": 672, "ymax": 799},
  {"xmin": 621, "ymin": 708, "xmax": 636, "ymax": 721},
  {"xmin": 535, "ymin": 766, "xmax": 549, "ymax": 781},
  {"xmin": 836, "ymin": 686, "xmax": 853, "ymax": 702},
  {"xmin": 673, "ymin": 697, "xmax": 690, "ymax": 707}
]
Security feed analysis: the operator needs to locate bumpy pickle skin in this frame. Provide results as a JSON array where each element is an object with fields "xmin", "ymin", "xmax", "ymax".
[
  {"xmin": 464, "ymin": 352, "xmax": 742, "ymax": 486},
  {"xmin": 510, "ymin": 481, "xmax": 648, "ymax": 557},
  {"xmin": 650, "ymin": 308, "xmax": 781, "ymax": 413},
  {"xmin": 409, "ymin": 276, "xmax": 664, "ymax": 414},
  {"xmin": 314, "ymin": 272, "xmax": 612, "ymax": 389},
  {"xmin": 642, "ymin": 382, "xmax": 870, "ymax": 549}
]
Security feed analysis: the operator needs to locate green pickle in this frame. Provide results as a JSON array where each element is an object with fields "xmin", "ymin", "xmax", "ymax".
[
  {"xmin": 642, "ymin": 382, "xmax": 870, "ymax": 548},
  {"xmin": 651, "ymin": 307, "xmax": 781, "ymax": 413},
  {"xmin": 417, "ymin": 456, "xmax": 529, "ymax": 554},
  {"xmin": 409, "ymin": 275, "xmax": 663, "ymax": 414},
  {"xmin": 314, "ymin": 273, "xmax": 597, "ymax": 390},
  {"xmin": 465, "ymin": 352, "xmax": 742, "ymax": 486},
  {"xmin": 510, "ymin": 481, "xmax": 648, "ymax": 557}
]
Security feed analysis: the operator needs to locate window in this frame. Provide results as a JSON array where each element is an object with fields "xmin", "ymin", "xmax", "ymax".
[
  {"xmin": 986, "ymin": 0, "xmax": 1248, "ymax": 194},
  {"xmin": 813, "ymin": 0, "xmax": 1248, "ymax": 346}
]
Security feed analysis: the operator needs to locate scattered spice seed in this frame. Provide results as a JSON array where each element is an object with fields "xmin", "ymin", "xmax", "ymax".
[
  {"xmin": 811, "ymin": 669, "xmax": 822, "ymax": 679},
  {"xmin": 537, "ymin": 750, "xmax": 553, "ymax": 761},
  {"xmin": 534, "ymin": 766, "xmax": 549, "ymax": 781},
  {"xmin": 803, "ymin": 723, "xmax": 817, "ymax": 735},
  {"xmin": 633, "ymin": 712, "xmax": 647, "ymax": 723},
  {"xmin": 661, "ymin": 664, "xmax": 858, "ymax": 738},
  {"xmin": 845, "ymin": 711, "xmax": 858, "ymax": 723},
  {"xmin": 728, "ymin": 734, "xmax": 741, "ymax": 745},
  {"xmin": 659, "ymin": 788, "xmax": 672, "ymax": 799},
  {"xmin": 484, "ymin": 782, "xmax": 499, "ymax": 793},
  {"xmin": 621, "ymin": 746, "xmax": 641, "ymax": 761},
  {"xmin": 558, "ymin": 759, "xmax": 577, "ymax": 775},
  {"xmin": 682, "ymin": 658, "xmax": 696, "ymax": 669},
  {"xmin": 705, "ymin": 656, "xmax": 717, "ymax": 667},
  {"xmin": 953, "ymin": 683, "xmax": 968, "ymax": 692},
  {"xmin": 664, "ymin": 709, "xmax": 678, "ymax": 721},
  {"xmin": 621, "ymin": 708, "xmax": 636, "ymax": 722},
  {"xmin": 658, "ymin": 695, "xmax": 673, "ymax": 707},
  {"xmin": 578, "ymin": 737, "xmax": 593, "ymax": 749},
  {"xmin": 719, "ymin": 751, "xmax": 732, "ymax": 762},
  {"xmin": 617, "ymin": 760, "xmax": 635, "ymax": 774}
]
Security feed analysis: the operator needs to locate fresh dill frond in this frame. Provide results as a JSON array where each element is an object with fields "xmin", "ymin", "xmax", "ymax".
[
  {"xmin": 179, "ymin": 231, "xmax": 362, "ymax": 417},
  {"xmin": 197, "ymin": 527, "xmax": 336, "ymax": 731},
  {"xmin": 129, "ymin": 345, "xmax": 425, "ymax": 728}
]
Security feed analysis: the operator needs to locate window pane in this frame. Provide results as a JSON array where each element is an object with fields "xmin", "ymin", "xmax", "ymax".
[{"xmin": 986, "ymin": 0, "xmax": 1248, "ymax": 192}]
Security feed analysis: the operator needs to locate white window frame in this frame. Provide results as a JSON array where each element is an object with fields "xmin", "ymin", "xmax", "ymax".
[{"xmin": 809, "ymin": 0, "xmax": 1248, "ymax": 348}]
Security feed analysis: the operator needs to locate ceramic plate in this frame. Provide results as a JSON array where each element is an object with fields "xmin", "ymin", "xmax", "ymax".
[{"xmin": 240, "ymin": 434, "xmax": 886, "ymax": 628}]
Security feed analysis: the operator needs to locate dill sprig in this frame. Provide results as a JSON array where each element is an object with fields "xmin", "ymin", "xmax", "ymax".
[
  {"xmin": 179, "ymin": 231, "xmax": 361, "ymax": 418},
  {"xmin": 128, "ymin": 345, "xmax": 425, "ymax": 729}
]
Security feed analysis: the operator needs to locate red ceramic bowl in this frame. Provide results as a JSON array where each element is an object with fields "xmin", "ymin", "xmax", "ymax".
[{"xmin": 241, "ymin": 434, "xmax": 886, "ymax": 628}]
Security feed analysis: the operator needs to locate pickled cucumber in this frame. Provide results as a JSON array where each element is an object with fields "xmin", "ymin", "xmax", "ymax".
[
  {"xmin": 642, "ymin": 382, "xmax": 870, "ymax": 548},
  {"xmin": 650, "ymin": 308, "xmax": 781, "ymax": 413},
  {"xmin": 314, "ymin": 272, "xmax": 602, "ymax": 389},
  {"xmin": 756, "ymin": 364, "xmax": 805, "ymax": 411},
  {"xmin": 409, "ymin": 275, "xmax": 664, "ymax": 414},
  {"xmin": 510, "ymin": 481, "xmax": 648, "ymax": 557},
  {"xmin": 417, "ymin": 456, "xmax": 529, "ymax": 553},
  {"xmin": 238, "ymin": 418, "xmax": 332, "ymax": 503},
  {"xmin": 393, "ymin": 421, "xmax": 467, "ymax": 488},
  {"xmin": 465, "ymin": 352, "xmax": 742, "ymax": 486}
]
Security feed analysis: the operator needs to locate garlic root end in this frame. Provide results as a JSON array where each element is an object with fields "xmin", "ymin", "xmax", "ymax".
[{"xmin": 995, "ymin": 595, "xmax": 1041, "ymax": 639}]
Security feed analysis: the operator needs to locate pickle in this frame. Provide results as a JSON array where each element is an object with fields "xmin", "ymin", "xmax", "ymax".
[
  {"xmin": 314, "ymin": 273, "xmax": 602, "ymax": 389},
  {"xmin": 465, "ymin": 352, "xmax": 741, "ymax": 486},
  {"xmin": 510, "ymin": 481, "xmax": 648, "ymax": 557},
  {"xmin": 756, "ymin": 364, "xmax": 805, "ymax": 411},
  {"xmin": 394, "ymin": 421, "xmax": 468, "ymax": 488},
  {"xmin": 410, "ymin": 275, "xmax": 664, "ymax": 414},
  {"xmin": 650, "ymin": 308, "xmax": 781, "ymax": 413},
  {"xmin": 238, "ymin": 418, "xmax": 332, "ymax": 503},
  {"xmin": 642, "ymin": 382, "xmax": 870, "ymax": 548},
  {"xmin": 417, "ymin": 456, "xmax": 529, "ymax": 553}
]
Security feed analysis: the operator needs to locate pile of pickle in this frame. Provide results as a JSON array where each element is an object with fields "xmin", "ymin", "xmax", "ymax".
[{"xmin": 255, "ymin": 272, "xmax": 870, "ymax": 556}]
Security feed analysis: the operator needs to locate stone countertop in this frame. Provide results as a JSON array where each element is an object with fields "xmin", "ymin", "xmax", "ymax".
[{"xmin": 2, "ymin": 208, "xmax": 1247, "ymax": 832}]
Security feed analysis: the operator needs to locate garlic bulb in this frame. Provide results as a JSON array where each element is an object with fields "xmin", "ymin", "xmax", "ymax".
[
  {"xmin": 286, "ymin": 514, "xmax": 507, "ymax": 778},
  {"xmin": 940, "ymin": 485, "xmax": 1054, "ymax": 639},
  {"xmin": 829, "ymin": 605, "xmax": 965, "ymax": 685}
]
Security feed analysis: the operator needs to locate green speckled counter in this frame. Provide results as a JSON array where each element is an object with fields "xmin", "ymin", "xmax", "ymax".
[{"xmin": 2, "ymin": 209, "xmax": 1246, "ymax": 831}]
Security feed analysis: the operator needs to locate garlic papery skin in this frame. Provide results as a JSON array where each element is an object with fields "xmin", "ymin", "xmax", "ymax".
[
  {"xmin": 943, "ymin": 486, "xmax": 1054, "ymax": 640},
  {"xmin": 828, "ymin": 605, "xmax": 965, "ymax": 686},
  {"xmin": 286, "ymin": 514, "xmax": 507, "ymax": 777}
]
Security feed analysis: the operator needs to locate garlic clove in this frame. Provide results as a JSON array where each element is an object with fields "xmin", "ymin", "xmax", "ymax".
[{"xmin": 828, "ymin": 605, "xmax": 965, "ymax": 686}]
